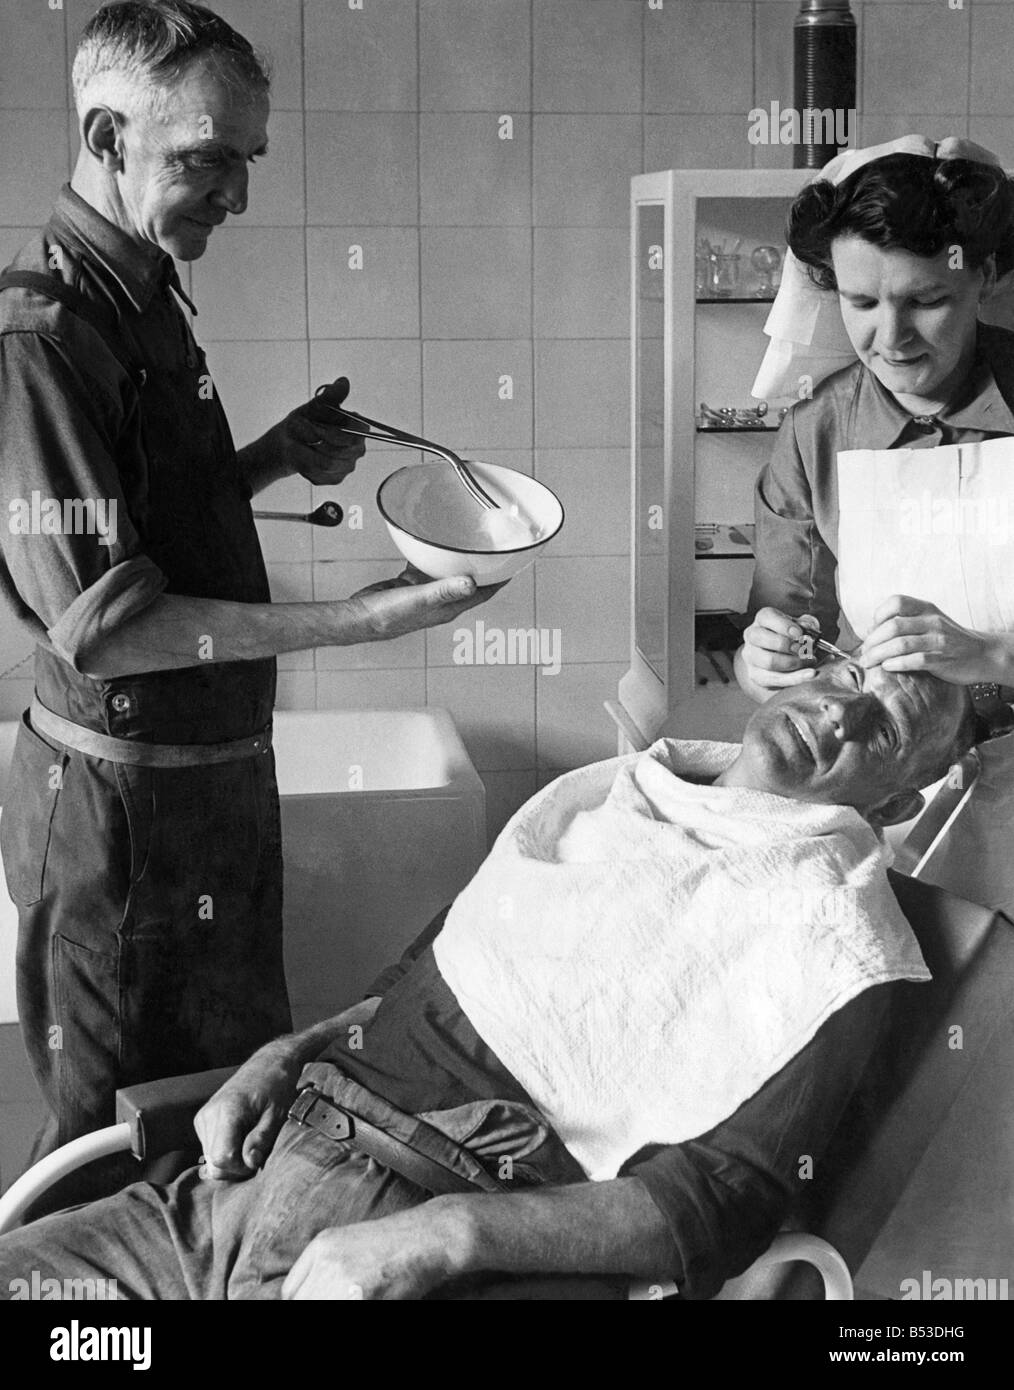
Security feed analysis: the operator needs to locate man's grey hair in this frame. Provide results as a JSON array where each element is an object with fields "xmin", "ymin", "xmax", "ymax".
[{"xmin": 72, "ymin": 1, "xmax": 270, "ymax": 121}]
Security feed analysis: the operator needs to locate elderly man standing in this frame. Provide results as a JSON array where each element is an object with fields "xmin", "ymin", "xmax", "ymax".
[{"xmin": 0, "ymin": 0, "xmax": 494, "ymax": 1207}]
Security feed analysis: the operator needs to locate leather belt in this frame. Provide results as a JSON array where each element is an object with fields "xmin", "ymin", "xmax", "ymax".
[
  {"xmin": 29, "ymin": 697, "xmax": 272, "ymax": 768},
  {"xmin": 287, "ymin": 1087, "xmax": 504, "ymax": 1197}
]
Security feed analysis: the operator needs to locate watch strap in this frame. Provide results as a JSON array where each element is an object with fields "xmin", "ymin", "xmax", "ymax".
[{"xmin": 968, "ymin": 683, "xmax": 1014, "ymax": 741}]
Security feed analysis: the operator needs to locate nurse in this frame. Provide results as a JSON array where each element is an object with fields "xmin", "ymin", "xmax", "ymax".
[{"xmin": 736, "ymin": 138, "xmax": 1014, "ymax": 915}]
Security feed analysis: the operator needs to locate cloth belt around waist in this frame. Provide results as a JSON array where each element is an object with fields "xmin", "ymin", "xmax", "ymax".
[
  {"xmin": 29, "ymin": 697, "xmax": 272, "ymax": 769},
  {"xmin": 287, "ymin": 1085, "xmax": 507, "ymax": 1197}
]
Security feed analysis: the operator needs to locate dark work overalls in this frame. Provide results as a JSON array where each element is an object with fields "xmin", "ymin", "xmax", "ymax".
[{"xmin": 0, "ymin": 195, "xmax": 292, "ymax": 1210}]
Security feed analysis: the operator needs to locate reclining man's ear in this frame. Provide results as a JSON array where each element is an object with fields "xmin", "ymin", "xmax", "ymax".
[{"xmin": 867, "ymin": 789, "xmax": 925, "ymax": 828}]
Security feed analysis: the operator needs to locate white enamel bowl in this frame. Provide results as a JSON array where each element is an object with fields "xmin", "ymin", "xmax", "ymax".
[{"xmin": 377, "ymin": 461, "xmax": 565, "ymax": 582}]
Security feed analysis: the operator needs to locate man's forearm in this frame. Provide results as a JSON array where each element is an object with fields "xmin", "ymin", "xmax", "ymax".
[
  {"xmin": 80, "ymin": 591, "xmax": 365, "ymax": 678},
  {"xmin": 235, "ymin": 436, "xmax": 294, "ymax": 496},
  {"xmin": 261, "ymin": 998, "xmax": 382, "ymax": 1072},
  {"xmin": 436, "ymin": 1178, "xmax": 677, "ymax": 1284}
]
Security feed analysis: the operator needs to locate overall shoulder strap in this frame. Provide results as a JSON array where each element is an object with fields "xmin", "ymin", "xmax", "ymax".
[{"xmin": 0, "ymin": 269, "xmax": 145, "ymax": 387}]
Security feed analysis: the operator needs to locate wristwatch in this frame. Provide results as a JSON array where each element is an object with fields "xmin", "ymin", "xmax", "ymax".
[{"xmin": 968, "ymin": 683, "xmax": 1014, "ymax": 741}]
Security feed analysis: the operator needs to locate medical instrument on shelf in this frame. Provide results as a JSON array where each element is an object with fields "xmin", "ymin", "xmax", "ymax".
[
  {"xmin": 698, "ymin": 400, "xmax": 771, "ymax": 429},
  {"xmin": 311, "ymin": 387, "xmax": 500, "ymax": 511}
]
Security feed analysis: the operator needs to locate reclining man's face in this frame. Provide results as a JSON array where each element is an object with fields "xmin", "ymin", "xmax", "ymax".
[{"xmin": 717, "ymin": 660, "xmax": 970, "ymax": 821}]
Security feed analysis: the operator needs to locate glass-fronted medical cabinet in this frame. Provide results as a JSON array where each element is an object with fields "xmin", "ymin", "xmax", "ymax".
[{"xmin": 610, "ymin": 168, "xmax": 830, "ymax": 752}]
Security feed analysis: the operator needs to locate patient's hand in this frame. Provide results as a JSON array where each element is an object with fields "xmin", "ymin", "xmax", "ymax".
[
  {"xmin": 195, "ymin": 997, "xmax": 382, "ymax": 1180},
  {"xmin": 194, "ymin": 1044, "xmax": 306, "ymax": 1181},
  {"xmin": 281, "ymin": 1204, "xmax": 462, "ymax": 1301}
]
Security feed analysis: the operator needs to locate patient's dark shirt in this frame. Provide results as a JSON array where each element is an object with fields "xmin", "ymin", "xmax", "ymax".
[{"xmin": 315, "ymin": 909, "xmax": 890, "ymax": 1300}]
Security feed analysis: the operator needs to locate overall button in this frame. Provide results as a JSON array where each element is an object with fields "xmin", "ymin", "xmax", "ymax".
[{"xmin": 110, "ymin": 693, "xmax": 132, "ymax": 714}]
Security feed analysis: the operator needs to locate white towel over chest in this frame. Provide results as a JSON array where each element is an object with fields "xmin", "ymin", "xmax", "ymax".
[{"xmin": 434, "ymin": 739, "xmax": 929, "ymax": 1179}]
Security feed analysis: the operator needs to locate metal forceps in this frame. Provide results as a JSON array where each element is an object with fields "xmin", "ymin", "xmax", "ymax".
[
  {"xmin": 814, "ymin": 637, "xmax": 854, "ymax": 662},
  {"xmin": 311, "ymin": 387, "xmax": 500, "ymax": 511}
]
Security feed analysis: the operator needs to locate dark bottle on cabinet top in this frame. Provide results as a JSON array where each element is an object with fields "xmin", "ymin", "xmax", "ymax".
[{"xmin": 793, "ymin": 0, "xmax": 857, "ymax": 170}]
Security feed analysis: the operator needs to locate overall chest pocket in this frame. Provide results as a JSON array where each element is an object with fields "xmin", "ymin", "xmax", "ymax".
[{"xmin": 0, "ymin": 715, "xmax": 68, "ymax": 906}]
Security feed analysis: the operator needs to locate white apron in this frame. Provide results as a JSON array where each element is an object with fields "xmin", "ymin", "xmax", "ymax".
[{"xmin": 836, "ymin": 436, "xmax": 1014, "ymax": 919}]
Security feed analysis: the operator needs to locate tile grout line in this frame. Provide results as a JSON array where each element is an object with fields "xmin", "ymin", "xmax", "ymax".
[
  {"xmin": 529, "ymin": 0, "xmax": 540, "ymax": 775},
  {"xmin": 63, "ymin": 0, "xmax": 72, "ymax": 183},
  {"xmin": 415, "ymin": 0, "xmax": 430, "ymax": 705},
  {"xmin": 299, "ymin": 0, "xmax": 320, "ymax": 707},
  {"xmin": 966, "ymin": 0, "xmax": 972, "ymax": 138}
]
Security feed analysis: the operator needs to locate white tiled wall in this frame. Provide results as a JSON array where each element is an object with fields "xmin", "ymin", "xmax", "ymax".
[{"xmin": 0, "ymin": 0, "xmax": 1007, "ymax": 836}]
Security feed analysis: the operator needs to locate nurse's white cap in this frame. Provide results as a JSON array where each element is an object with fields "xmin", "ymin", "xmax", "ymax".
[{"xmin": 751, "ymin": 134, "xmax": 1003, "ymax": 401}]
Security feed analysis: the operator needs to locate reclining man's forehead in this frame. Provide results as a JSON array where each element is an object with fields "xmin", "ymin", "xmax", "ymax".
[{"xmin": 825, "ymin": 658, "xmax": 967, "ymax": 721}]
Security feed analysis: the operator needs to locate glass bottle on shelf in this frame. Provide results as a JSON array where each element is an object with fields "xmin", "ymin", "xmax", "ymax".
[
  {"xmin": 750, "ymin": 245, "xmax": 783, "ymax": 297},
  {"xmin": 707, "ymin": 251, "xmax": 742, "ymax": 298}
]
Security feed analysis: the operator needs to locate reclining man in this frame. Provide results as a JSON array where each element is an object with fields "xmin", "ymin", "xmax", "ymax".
[{"xmin": 0, "ymin": 658, "xmax": 977, "ymax": 1301}]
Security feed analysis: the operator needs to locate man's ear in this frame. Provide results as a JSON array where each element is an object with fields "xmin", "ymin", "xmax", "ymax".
[
  {"xmin": 81, "ymin": 107, "xmax": 124, "ymax": 170},
  {"xmin": 867, "ymin": 789, "xmax": 925, "ymax": 828}
]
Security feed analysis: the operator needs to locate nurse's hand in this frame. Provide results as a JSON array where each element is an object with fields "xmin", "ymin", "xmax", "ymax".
[
  {"xmin": 738, "ymin": 607, "xmax": 821, "ymax": 692},
  {"xmin": 860, "ymin": 595, "xmax": 1002, "ymax": 684}
]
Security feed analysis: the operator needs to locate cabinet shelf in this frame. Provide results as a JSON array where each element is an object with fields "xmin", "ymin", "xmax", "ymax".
[
  {"xmin": 696, "ymin": 424, "xmax": 777, "ymax": 433},
  {"xmin": 696, "ymin": 295, "xmax": 776, "ymax": 304}
]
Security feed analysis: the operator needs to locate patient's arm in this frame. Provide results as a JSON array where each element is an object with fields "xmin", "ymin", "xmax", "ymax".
[
  {"xmin": 438, "ymin": 986, "xmax": 889, "ymax": 1296},
  {"xmin": 284, "ymin": 983, "xmax": 891, "ymax": 1299},
  {"xmin": 610, "ymin": 981, "xmax": 892, "ymax": 1298},
  {"xmin": 282, "ymin": 1176, "xmax": 672, "ymax": 1300}
]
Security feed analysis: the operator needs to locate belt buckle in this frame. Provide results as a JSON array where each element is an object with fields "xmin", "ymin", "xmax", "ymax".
[{"xmin": 288, "ymin": 1087, "xmax": 354, "ymax": 1143}]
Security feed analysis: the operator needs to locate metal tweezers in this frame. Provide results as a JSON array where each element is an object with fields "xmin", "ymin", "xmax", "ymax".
[
  {"xmin": 815, "ymin": 637, "xmax": 853, "ymax": 662},
  {"xmin": 312, "ymin": 389, "xmax": 500, "ymax": 510}
]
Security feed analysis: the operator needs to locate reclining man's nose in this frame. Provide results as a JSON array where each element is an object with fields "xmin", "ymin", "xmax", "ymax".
[{"xmin": 820, "ymin": 694, "xmax": 870, "ymax": 741}]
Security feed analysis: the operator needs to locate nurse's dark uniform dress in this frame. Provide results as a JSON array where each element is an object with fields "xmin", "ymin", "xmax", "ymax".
[
  {"xmin": 0, "ymin": 186, "xmax": 292, "ymax": 1198},
  {"xmin": 748, "ymin": 320, "xmax": 1014, "ymax": 917}
]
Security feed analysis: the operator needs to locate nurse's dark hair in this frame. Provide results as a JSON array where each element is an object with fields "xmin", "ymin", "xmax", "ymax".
[
  {"xmin": 788, "ymin": 153, "xmax": 1014, "ymax": 288},
  {"xmin": 73, "ymin": 1, "xmax": 270, "ymax": 113}
]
